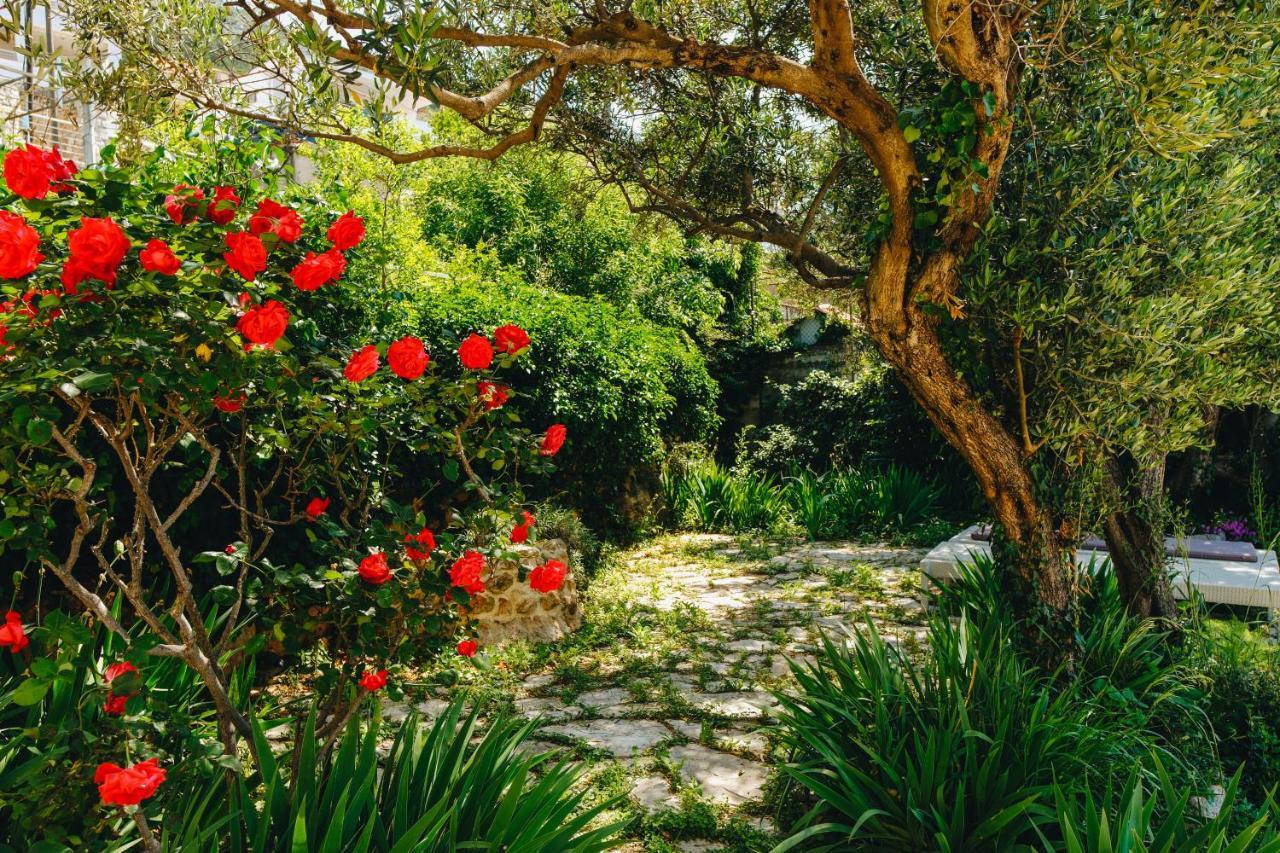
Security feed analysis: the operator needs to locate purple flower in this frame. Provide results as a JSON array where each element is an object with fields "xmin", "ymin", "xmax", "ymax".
[{"xmin": 1204, "ymin": 518, "xmax": 1258, "ymax": 543}]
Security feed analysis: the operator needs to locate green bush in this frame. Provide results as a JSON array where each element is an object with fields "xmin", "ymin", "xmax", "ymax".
[
  {"xmin": 398, "ymin": 262, "xmax": 719, "ymax": 532},
  {"xmin": 222, "ymin": 700, "xmax": 624, "ymax": 852}
]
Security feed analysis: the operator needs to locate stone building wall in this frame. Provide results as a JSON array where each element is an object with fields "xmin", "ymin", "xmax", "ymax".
[{"xmin": 468, "ymin": 539, "xmax": 582, "ymax": 646}]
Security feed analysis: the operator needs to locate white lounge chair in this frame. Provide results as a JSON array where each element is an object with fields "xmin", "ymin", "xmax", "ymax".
[{"xmin": 920, "ymin": 524, "xmax": 1280, "ymax": 622}]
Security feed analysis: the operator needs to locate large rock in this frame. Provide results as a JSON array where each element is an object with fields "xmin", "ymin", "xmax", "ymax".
[{"xmin": 470, "ymin": 539, "xmax": 582, "ymax": 645}]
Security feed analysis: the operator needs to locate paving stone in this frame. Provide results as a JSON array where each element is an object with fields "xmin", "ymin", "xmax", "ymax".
[
  {"xmin": 718, "ymin": 727, "xmax": 770, "ymax": 758},
  {"xmin": 415, "ymin": 698, "xmax": 451, "ymax": 718},
  {"xmin": 575, "ymin": 687, "xmax": 632, "ymax": 708},
  {"xmin": 521, "ymin": 673, "xmax": 558, "ymax": 692},
  {"xmin": 669, "ymin": 743, "xmax": 769, "ymax": 805},
  {"xmin": 693, "ymin": 691, "xmax": 780, "ymax": 719},
  {"xmin": 515, "ymin": 697, "xmax": 579, "ymax": 721},
  {"xmin": 676, "ymin": 842, "xmax": 719, "ymax": 853},
  {"xmin": 665, "ymin": 719, "xmax": 703, "ymax": 739},
  {"xmin": 539, "ymin": 719, "xmax": 671, "ymax": 757},
  {"xmin": 724, "ymin": 638, "xmax": 776, "ymax": 653},
  {"xmin": 631, "ymin": 775, "xmax": 680, "ymax": 812},
  {"xmin": 597, "ymin": 702, "xmax": 662, "ymax": 718}
]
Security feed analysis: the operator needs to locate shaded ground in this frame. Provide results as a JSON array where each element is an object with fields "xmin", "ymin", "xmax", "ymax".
[{"xmin": 394, "ymin": 534, "xmax": 931, "ymax": 852}]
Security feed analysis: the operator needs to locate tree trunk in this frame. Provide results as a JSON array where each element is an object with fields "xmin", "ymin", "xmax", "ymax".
[
  {"xmin": 1103, "ymin": 454, "xmax": 1179, "ymax": 622},
  {"xmin": 864, "ymin": 298, "xmax": 1074, "ymax": 648}
]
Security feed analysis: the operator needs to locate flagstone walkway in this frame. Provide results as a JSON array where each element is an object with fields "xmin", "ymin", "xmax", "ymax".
[{"xmin": 400, "ymin": 533, "xmax": 931, "ymax": 852}]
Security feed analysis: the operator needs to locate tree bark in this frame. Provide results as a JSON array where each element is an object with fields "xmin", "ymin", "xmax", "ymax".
[
  {"xmin": 865, "ymin": 299, "xmax": 1074, "ymax": 639},
  {"xmin": 1103, "ymin": 454, "xmax": 1179, "ymax": 622}
]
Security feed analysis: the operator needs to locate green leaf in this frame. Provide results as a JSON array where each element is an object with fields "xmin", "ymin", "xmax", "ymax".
[
  {"xmin": 11, "ymin": 678, "xmax": 50, "ymax": 706},
  {"xmin": 25, "ymin": 419, "xmax": 52, "ymax": 447},
  {"xmin": 903, "ymin": 126, "xmax": 922, "ymax": 143}
]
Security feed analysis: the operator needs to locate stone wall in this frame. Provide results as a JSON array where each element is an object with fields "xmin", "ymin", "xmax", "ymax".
[{"xmin": 468, "ymin": 539, "xmax": 582, "ymax": 646}]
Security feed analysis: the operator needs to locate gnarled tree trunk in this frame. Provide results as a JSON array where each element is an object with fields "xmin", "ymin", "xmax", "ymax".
[{"xmin": 1103, "ymin": 454, "xmax": 1178, "ymax": 622}]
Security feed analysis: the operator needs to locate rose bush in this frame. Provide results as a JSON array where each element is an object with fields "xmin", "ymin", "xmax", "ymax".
[{"xmin": 0, "ymin": 139, "xmax": 570, "ymax": 849}]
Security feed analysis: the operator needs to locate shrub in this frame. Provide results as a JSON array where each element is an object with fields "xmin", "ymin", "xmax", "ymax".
[
  {"xmin": 774, "ymin": 616, "xmax": 1163, "ymax": 851},
  {"xmin": 401, "ymin": 261, "xmax": 720, "ymax": 532},
  {"xmin": 0, "ymin": 135, "xmax": 575, "ymax": 849}
]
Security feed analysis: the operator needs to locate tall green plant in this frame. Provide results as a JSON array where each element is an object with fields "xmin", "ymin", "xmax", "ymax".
[{"xmin": 227, "ymin": 699, "xmax": 624, "ymax": 852}]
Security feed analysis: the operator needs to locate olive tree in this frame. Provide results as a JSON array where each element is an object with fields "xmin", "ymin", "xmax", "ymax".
[{"xmin": 64, "ymin": 0, "xmax": 1280, "ymax": 638}]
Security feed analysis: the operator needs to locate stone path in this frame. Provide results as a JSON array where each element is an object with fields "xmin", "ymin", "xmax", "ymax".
[{"xmin": 399, "ymin": 533, "xmax": 930, "ymax": 852}]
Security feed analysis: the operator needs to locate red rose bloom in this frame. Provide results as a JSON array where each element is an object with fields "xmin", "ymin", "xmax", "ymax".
[
  {"xmin": 0, "ymin": 611, "xmax": 28, "ymax": 653},
  {"xmin": 67, "ymin": 217, "xmax": 130, "ymax": 286},
  {"xmin": 539, "ymin": 424, "xmax": 567, "ymax": 457},
  {"xmin": 164, "ymin": 184, "xmax": 205, "ymax": 225},
  {"xmin": 387, "ymin": 336, "xmax": 429, "ymax": 380},
  {"xmin": 236, "ymin": 299, "xmax": 289, "ymax": 348},
  {"xmin": 291, "ymin": 249, "xmax": 344, "ymax": 291},
  {"xmin": 456, "ymin": 639, "xmax": 478, "ymax": 658},
  {"xmin": 207, "ymin": 185, "xmax": 241, "ymax": 225},
  {"xmin": 213, "ymin": 392, "xmax": 246, "ymax": 413},
  {"xmin": 44, "ymin": 147, "xmax": 77, "ymax": 193},
  {"xmin": 359, "ymin": 669, "xmax": 388, "ymax": 692},
  {"xmin": 344, "ymin": 345, "xmax": 380, "ymax": 382},
  {"xmin": 4, "ymin": 144, "xmax": 52, "ymax": 199},
  {"xmin": 458, "ymin": 334, "xmax": 493, "ymax": 370},
  {"xmin": 105, "ymin": 661, "xmax": 138, "ymax": 684},
  {"xmin": 510, "ymin": 510, "xmax": 535, "ymax": 544},
  {"xmin": 327, "ymin": 211, "xmax": 366, "ymax": 250},
  {"xmin": 139, "ymin": 239, "xmax": 181, "ymax": 275},
  {"xmin": 404, "ymin": 527, "xmax": 436, "ymax": 562},
  {"xmin": 358, "ymin": 552, "xmax": 391, "ymax": 585},
  {"xmin": 94, "ymin": 758, "xmax": 165, "ymax": 807},
  {"xmin": 477, "ymin": 381, "xmax": 509, "ymax": 411},
  {"xmin": 449, "ymin": 551, "xmax": 486, "ymax": 595},
  {"xmin": 249, "ymin": 199, "xmax": 303, "ymax": 243},
  {"xmin": 529, "ymin": 559, "xmax": 567, "ymax": 594},
  {"xmin": 305, "ymin": 496, "xmax": 330, "ymax": 520},
  {"xmin": 494, "ymin": 324, "xmax": 530, "ymax": 354},
  {"xmin": 223, "ymin": 231, "xmax": 268, "ymax": 281},
  {"xmin": 103, "ymin": 694, "xmax": 129, "ymax": 716},
  {"xmin": 0, "ymin": 210, "xmax": 43, "ymax": 279}
]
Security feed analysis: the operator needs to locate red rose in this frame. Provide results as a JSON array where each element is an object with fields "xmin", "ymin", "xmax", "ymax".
[
  {"xmin": 358, "ymin": 551, "xmax": 391, "ymax": 585},
  {"xmin": 529, "ymin": 559, "xmax": 567, "ymax": 593},
  {"xmin": 213, "ymin": 392, "xmax": 246, "ymax": 413},
  {"xmin": 344, "ymin": 345, "xmax": 380, "ymax": 382},
  {"xmin": 0, "ymin": 210, "xmax": 43, "ymax": 279},
  {"xmin": 458, "ymin": 333, "xmax": 493, "ymax": 370},
  {"xmin": 477, "ymin": 381, "xmax": 509, "ymax": 411},
  {"xmin": 539, "ymin": 424, "xmax": 567, "ymax": 457},
  {"xmin": 103, "ymin": 694, "xmax": 129, "ymax": 716},
  {"xmin": 94, "ymin": 758, "xmax": 165, "ymax": 807},
  {"xmin": 236, "ymin": 299, "xmax": 289, "ymax": 348},
  {"xmin": 449, "ymin": 550, "xmax": 486, "ymax": 595},
  {"xmin": 290, "ymin": 249, "xmax": 344, "ymax": 291},
  {"xmin": 0, "ymin": 611, "xmax": 28, "ymax": 653},
  {"xmin": 327, "ymin": 211, "xmax": 365, "ymax": 251},
  {"xmin": 404, "ymin": 527, "xmax": 436, "ymax": 562},
  {"xmin": 305, "ymin": 496, "xmax": 330, "ymax": 520},
  {"xmin": 494, "ymin": 324, "xmax": 530, "ymax": 354},
  {"xmin": 207, "ymin": 185, "xmax": 241, "ymax": 225},
  {"xmin": 139, "ymin": 239, "xmax": 181, "ymax": 275},
  {"xmin": 359, "ymin": 669, "xmax": 388, "ymax": 692},
  {"xmin": 4, "ymin": 144, "xmax": 52, "ymax": 199},
  {"xmin": 509, "ymin": 510, "xmax": 535, "ymax": 544},
  {"xmin": 105, "ymin": 661, "xmax": 138, "ymax": 684},
  {"xmin": 456, "ymin": 639, "xmax": 478, "ymax": 658},
  {"xmin": 387, "ymin": 336, "xmax": 429, "ymax": 380},
  {"xmin": 44, "ymin": 147, "xmax": 77, "ymax": 193},
  {"xmin": 67, "ymin": 217, "xmax": 130, "ymax": 286},
  {"xmin": 223, "ymin": 231, "xmax": 268, "ymax": 281},
  {"xmin": 249, "ymin": 199, "xmax": 303, "ymax": 243},
  {"xmin": 164, "ymin": 184, "xmax": 205, "ymax": 225}
]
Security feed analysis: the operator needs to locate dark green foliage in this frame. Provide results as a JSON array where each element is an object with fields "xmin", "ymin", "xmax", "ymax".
[
  {"xmin": 399, "ymin": 272, "xmax": 719, "ymax": 531},
  {"xmin": 662, "ymin": 460, "xmax": 945, "ymax": 541},
  {"xmin": 737, "ymin": 361, "xmax": 960, "ymax": 484},
  {"xmin": 769, "ymin": 555, "xmax": 1272, "ymax": 852},
  {"xmin": 1186, "ymin": 622, "xmax": 1280, "ymax": 809},
  {"xmin": 220, "ymin": 700, "xmax": 624, "ymax": 852}
]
